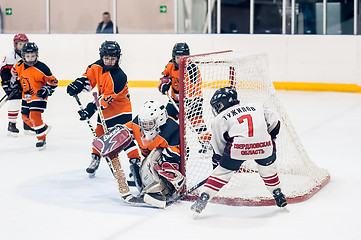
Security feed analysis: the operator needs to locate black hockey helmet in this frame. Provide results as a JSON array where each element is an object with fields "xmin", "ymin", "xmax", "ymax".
[
  {"xmin": 172, "ymin": 42, "xmax": 190, "ymax": 67},
  {"xmin": 21, "ymin": 42, "xmax": 39, "ymax": 66},
  {"xmin": 99, "ymin": 40, "xmax": 122, "ymax": 70},
  {"xmin": 210, "ymin": 87, "xmax": 240, "ymax": 116},
  {"xmin": 99, "ymin": 40, "xmax": 121, "ymax": 59}
]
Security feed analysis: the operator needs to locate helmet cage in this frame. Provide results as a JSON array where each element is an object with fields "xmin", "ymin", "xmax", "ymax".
[
  {"xmin": 138, "ymin": 100, "xmax": 168, "ymax": 145},
  {"xmin": 21, "ymin": 42, "xmax": 39, "ymax": 66},
  {"xmin": 99, "ymin": 41, "xmax": 121, "ymax": 69}
]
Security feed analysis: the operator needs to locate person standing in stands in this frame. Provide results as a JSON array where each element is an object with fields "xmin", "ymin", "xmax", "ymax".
[{"xmin": 96, "ymin": 12, "xmax": 118, "ymax": 34}]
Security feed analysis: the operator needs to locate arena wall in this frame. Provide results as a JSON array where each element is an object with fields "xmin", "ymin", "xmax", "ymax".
[{"xmin": 0, "ymin": 34, "xmax": 360, "ymax": 92}]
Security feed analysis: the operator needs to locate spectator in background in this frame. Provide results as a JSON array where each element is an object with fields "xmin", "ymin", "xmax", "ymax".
[{"xmin": 96, "ymin": 12, "xmax": 118, "ymax": 34}]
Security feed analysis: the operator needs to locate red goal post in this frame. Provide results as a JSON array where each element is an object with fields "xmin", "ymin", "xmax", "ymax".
[{"xmin": 177, "ymin": 50, "xmax": 330, "ymax": 206}]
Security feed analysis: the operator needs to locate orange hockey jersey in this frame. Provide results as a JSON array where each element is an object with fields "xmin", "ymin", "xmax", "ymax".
[
  {"xmin": 14, "ymin": 60, "xmax": 58, "ymax": 102},
  {"xmin": 161, "ymin": 61, "xmax": 203, "ymax": 102},
  {"xmin": 82, "ymin": 60, "xmax": 132, "ymax": 120},
  {"xmin": 125, "ymin": 116, "xmax": 180, "ymax": 164}
]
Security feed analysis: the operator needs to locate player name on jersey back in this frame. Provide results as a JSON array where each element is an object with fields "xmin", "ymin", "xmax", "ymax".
[{"xmin": 222, "ymin": 106, "xmax": 256, "ymax": 121}]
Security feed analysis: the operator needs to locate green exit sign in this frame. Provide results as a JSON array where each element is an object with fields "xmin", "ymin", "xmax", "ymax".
[
  {"xmin": 5, "ymin": 8, "xmax": 12, "ymax": 15},
  {"xmin": 160, "ymin": 5, "xmax": 167, "ymax": 13}
]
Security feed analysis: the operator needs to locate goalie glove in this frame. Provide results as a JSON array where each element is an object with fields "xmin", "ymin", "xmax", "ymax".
[
  {"xmin": 158, "ymin": 76, "xmax": 171, "ymax": 95},
  {"xmin": 154, "ymin": 162, "xmax": 185, "ymax": 193},
  {"xmin": 78, "ymin": 102, "xmax": 96, "ymax": 120}
]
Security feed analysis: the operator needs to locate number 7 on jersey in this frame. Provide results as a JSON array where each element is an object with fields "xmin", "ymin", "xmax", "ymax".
[{"xmin": 237, "ymin": 114, "xmax": 254, "ymax": 137}]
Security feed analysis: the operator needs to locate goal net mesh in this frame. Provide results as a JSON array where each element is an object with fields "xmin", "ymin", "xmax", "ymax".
[{"xmin": 178, "ymin": 51, "xmax": 330, "ymax": 206}]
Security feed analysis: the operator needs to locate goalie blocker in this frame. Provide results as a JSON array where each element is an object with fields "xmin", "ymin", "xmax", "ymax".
[{"xmin": 92, "ymin": 124, "xmax": 132, "ymax": 157}]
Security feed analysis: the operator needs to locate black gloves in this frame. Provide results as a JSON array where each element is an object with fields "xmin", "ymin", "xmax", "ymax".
[
  {"xmin": 78, "ymin": 102, "xmax": 97, "ymax": 121},
  {"xmin": 36, "ymin": 86, "xmax": 52, "ymax": 100},
  {"xmin": 129, "ymin": 158, "xmax": 142, "ymax": 191},
  {"xmin": 158, "ymin": 76, "xmax": 171, "ymax": 95},
  {"xmin": 212, "ymin": 152, "xmax": 221, "ymax": 169},
  {"xmin": 2, "ymin": 83, "xmax": 12, "ymax": 95},
  {"xmin": 2, "ymin": 80, "xmax": 22, "ymax": 97},
  {"xmin": 67, "ymin": 78, "xmax": 86, "ymax": 96}
]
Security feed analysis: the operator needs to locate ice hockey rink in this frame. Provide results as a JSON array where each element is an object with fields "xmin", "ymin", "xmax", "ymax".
[{"xmin": 0, "ymin": 87, "xmax": 360, "ymax": 240}]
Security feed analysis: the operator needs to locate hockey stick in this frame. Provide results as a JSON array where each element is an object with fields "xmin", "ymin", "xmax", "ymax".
[
  {"xmin": 92, "ymin": 92, "xmax": 140, "ymax": 203},
  {"xmin": 73, "ymin": 94, "xmax": 137, "ymax": 186},
  {"xmin": 73, "ymin": 95, "xmax": 97, "ymax": 139},
  {"xmin": 0, "ymin": 90, "xmax": 16, "ymax": 109},
  {"xmin": 165, "ymin": 178, "xmax": 208, "ymax": 207},
  {"xmin": 166, "ymin": 90, "xmax": 179, "ymax": 112}
]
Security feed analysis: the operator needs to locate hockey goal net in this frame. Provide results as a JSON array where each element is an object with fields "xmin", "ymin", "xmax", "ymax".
[{"xmin": 178, "ymin": 50, "xmax": 330, "ymax": 206}]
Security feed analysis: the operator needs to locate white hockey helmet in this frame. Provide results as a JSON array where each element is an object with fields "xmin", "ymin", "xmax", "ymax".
[{"xmin": 138, "ymin": 100, "xmax": 168, "ymax": 144}]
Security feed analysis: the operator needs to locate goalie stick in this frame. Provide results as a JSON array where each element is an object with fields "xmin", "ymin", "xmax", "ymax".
[
  {"xmin": 73, "ymin": 94, "xmax": 136, "ymax": 187},
  {"xmin": 165, "ymin": 178, "xmax": 208, "ymax": 207},
  {"xmin": 92, "ymin": 92, "xmax": 143, "ymax": 204}
]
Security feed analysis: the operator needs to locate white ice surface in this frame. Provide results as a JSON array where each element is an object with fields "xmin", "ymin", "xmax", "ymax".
[{"xmin": 0, "ymin": 88, "xmax": 360, "ymax": 240}]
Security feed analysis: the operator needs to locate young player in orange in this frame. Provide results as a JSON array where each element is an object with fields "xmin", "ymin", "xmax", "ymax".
[
  {"xmin": 158, "ymin": 42, "xmax": 211, "ymax": 153},
  {"xmin": 14, "ymin": 42, "xmax": 58, "ymax": 150},
  {"xmin": 67, "ymin": 40, "xmax": 138, "ymax": 176},
  {"xmin": 123, "ymin": 100, "xmax": 185, "ymax": 207}
]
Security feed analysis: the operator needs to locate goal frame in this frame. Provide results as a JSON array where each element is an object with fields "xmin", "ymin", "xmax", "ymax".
[{"xmin": 177, "ymin": 50, "xmax": 330, "ymax": 206}]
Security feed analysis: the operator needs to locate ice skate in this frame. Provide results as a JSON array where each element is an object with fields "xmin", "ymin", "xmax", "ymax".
[
  {"xmin": 86, "ymin": 153, "xmax": 101, "ymax": 178},
  {"xmin": 23, "ymin": 122, "xmax": 36, "ymax": 135},
  {"xmin": 36, "ymin": 139, "xmax": 46, "ymax": 150},
  {"xmin": 273, "ymin": 188, "xmax": 288, "ymax": 208},
  {"xmin": 7, "ymin": 122, "xmax": 19, "ymax": 137},
  {"xmin": 191, "ymin": 192, "xmax": 210, "ymax": 217}
]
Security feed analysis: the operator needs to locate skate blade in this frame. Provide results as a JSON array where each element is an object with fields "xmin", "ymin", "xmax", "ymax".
[
  {"xmin": 88, "ymin": 172, "xmax": 96, "ymax": 178},
  {"xmin": 37, "ymin": 145, "xmax": 46, "ymax": 151},
  {"xmin": 7, "ymin": 132, "xmax": 19, "ymax": 137},
  {"xmin": 192, "ymin": 211, "xmax": 201, "ymax": 219},
  {"xmin": 282, "ymin": 206, "xmax": 289, "ymax": 212}
]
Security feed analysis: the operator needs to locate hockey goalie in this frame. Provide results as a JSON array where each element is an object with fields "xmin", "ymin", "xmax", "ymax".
[{"xmin": 94, "ymin": 100, "xmax": 185, "ymax": 208}]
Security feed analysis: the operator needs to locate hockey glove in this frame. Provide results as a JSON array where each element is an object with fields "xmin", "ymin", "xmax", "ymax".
[
  {"xmin": 67, "ymin": 78, "xmax": 86, "ymax": 96},
  {"xmin": 212, "ymin": 152, "xmax": 221, "ymax": 169},
  {"xmin": 36, "ymin": 86, "xmax": 52, "ymax": 100},
  {"xmin": 78, "ymin": 102, "xmax": 96, "ymax": 121},
  {"xmin": 2, "ymin": 83, "xmax": 12, "ymax": 96},
  {"xmin": 269, "ymin": 121, "xmax": 281, "ymax": 140},
  {"xmin": 129, "ymin": 158, "xmax": 143, "ymax": 191},
  {"xmin": 158, "ymin": 76, "xmax": 171, "ymax": 95}
]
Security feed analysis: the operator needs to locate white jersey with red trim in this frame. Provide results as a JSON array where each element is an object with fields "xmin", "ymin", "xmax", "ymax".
[
  {"xmin": 1, "ymin": 50, "xmax": 21, "ymax": 84},
  {"xmin": 210, "ymin": 102, "xmax": 279, "ymax": 161}
]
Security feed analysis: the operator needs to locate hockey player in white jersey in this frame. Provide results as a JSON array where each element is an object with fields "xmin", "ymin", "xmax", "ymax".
[
  {"xmin": 0, "ymin": 34, "xmax": 34, "ymax": 135},
  {"xmin": 191, "ymin": 87, "xmax": 287, "ymax": 215}
]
